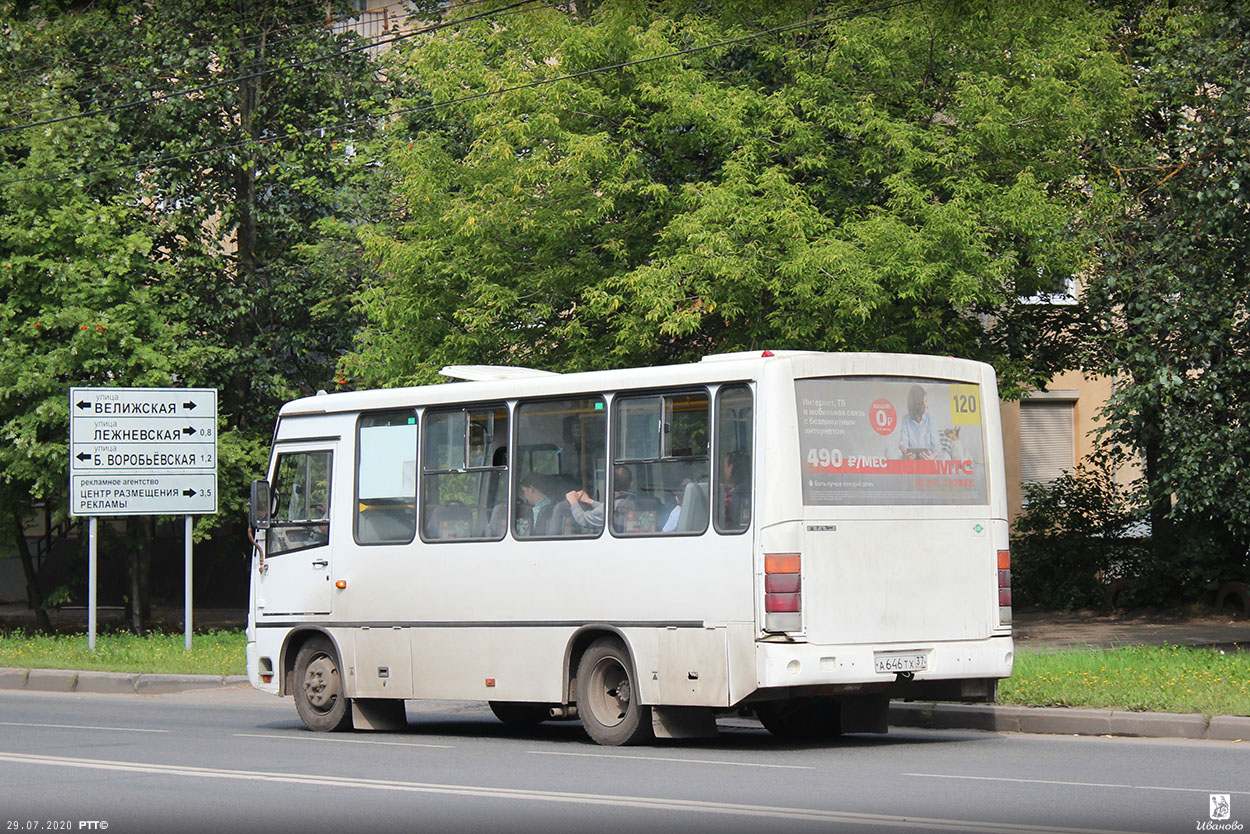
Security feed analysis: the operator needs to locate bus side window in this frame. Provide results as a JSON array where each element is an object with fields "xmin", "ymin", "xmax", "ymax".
[
  {"xmin": 514, "ymin": 396, "xmax": 606, "ymax": 539},
  {"xmin": 611, "ymin": 391, "xmax": 709, "ymax": 536},
  {"xmin": 715, "ymin": 385, "xmax": 753, "ymax": 533},
  {"xmin": 355, "ymin": 411, "xmax": 418, "ymax": 545},
  {"xmin": 421, "ymin": 405, "xmax": 508, "ymax": 542},
  {"xmin": 269, "ymin": 450, "xmax": 332, "ymax": 556}
]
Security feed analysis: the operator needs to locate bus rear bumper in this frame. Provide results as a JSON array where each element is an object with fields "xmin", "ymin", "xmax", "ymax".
[{"xmin": 755, "ymin": 634, "xmax": 1014, "ymax": 696}]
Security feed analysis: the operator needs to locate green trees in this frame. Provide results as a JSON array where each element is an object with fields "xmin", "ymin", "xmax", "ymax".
[
  {"xmin": 1, "ymin": 0, "xmax": 1245, "ymax": 616},
  {"xmin": 0, "ymin": 1, "xmax": 383, "ymax": 627},
  {"xmin": 1081, "ymin": 3, "xmax": 1250, "ymax": 595},
  {"xmin": 345, "ymin": 1, "xmax": 1127, "ymax": 391}
]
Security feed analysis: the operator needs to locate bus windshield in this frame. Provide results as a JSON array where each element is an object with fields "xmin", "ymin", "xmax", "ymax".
[{"xmin": 796, "ymin": 375, "xmax": 988, "ymax": 506}]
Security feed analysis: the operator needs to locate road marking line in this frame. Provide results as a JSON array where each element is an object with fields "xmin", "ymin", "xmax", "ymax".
[
  {"xmin": 235, "ymin": 732, "xmax": 452, "ymax": 749},
  {"xmin": 528, "ymin": 750, "xmax": 814, "ymax": 769},
  {"xmin": 0, "ymin": 750, "xmax": 1149, "ymax": 833},
  {"xmin": 0, "ymin": 721, "xmax": 168, "ymax": 734},
  {"xmin": 905, "ymin": 772, "xmax": 1250, "ymax": 797}
]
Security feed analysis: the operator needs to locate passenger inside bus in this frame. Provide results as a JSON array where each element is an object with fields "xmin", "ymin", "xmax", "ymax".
[
  {"xmin": 661, "ymin": 478, "xmax": 693, "ymax": 531},
  {"xmin": 517, "ymin": 472, "xmax": 556, "ymax": 537},
  {"xmin": 563, "ymin": 466, "xmax": 636, "ymax": 533},
  {"xmin": 718, "ymin": 451, "xmax": 751, "ymax": 531}
]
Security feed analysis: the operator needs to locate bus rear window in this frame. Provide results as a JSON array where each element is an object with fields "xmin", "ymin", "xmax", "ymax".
[{"xmin": 795, "ymin": 376, "xmax": 988, "ymax": 506}]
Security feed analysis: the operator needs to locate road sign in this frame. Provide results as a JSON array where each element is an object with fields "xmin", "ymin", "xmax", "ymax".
[
  {"xmin": 71, "ymin": 473, "xmax": 217, "ymax": 515},
  {"xmin": 69, "ymin": 387, "xmax": 218, "ymax": 516}
]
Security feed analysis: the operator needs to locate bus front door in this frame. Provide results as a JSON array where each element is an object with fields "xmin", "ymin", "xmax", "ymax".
[{"xmin": 256, "ymin": 447, "xmax": 335, "ymax": 617}]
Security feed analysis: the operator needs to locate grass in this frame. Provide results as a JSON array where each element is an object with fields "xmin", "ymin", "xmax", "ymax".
[
  {"xmin": 0, "ymin": 629, "xmax": 245, "ymax": 676},
  {"xmin": 1000, "ymin": 644, "xmax": 1250, "ymax": 718},
  {"xmin": 1, "ymin": 632, "xmax": 1247, "ymax": 718}
]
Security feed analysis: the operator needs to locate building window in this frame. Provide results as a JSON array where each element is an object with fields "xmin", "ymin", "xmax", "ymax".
[{"xmin": 1019, "ymin": 398, "xmax": 1076, "ymax": 486}]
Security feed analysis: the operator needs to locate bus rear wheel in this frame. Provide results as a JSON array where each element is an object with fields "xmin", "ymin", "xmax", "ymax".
[
  {"xmin": 488, "ymin": 701, "xmax": 551, "ymax": 728},
  {"xmin": 576, "ymin": 638, "xmax": 653, "ymax": 746},
  {"xmin": 293, "ymin": 636, "xmax": 352, "ymax": 732}
]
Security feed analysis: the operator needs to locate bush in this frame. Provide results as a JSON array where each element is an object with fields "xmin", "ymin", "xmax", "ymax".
[
  {"xmin": 1124, "ymin": 516, "xmax": 1250, "ymax": 608},
  {"xmin": 1012, "ymin": 452, "xmax": 1149, "ymax": 610}
]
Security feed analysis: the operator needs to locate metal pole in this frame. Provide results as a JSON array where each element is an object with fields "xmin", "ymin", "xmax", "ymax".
[
  {"xmin": 185, "ymin": 514, "xmax": 193, "ymax": 652},
  {"xmin": 88, "ymin": 516, "xmax": 97, "ymax": 652}
]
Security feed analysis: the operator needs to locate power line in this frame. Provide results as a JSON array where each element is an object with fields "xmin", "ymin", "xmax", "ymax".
[
  {"xmin": 0, "ymin": 0, "xmax": 920, "ymax": 189},
  {"xmin": 0, "ymin": 0, "xmax": 544, "ymax": 137}
]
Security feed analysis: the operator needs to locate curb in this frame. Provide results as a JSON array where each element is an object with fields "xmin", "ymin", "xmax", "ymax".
[
  {"xmin": 889, "ymin": 701, "xmax": 1249, "ymax": 742},
  {"xmin": 0, "ymin": 667, "xmax": 249, "ymax": 695}
]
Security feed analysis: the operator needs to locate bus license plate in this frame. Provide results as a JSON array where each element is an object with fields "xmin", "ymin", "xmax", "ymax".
[{"xmin": 874, "ymin": 653, "xmax": 927, "ymax": 674}]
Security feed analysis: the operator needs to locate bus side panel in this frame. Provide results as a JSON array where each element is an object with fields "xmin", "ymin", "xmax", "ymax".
[
  {"xmin": 657, "ymin": 627, "xmax": 728, "ymax": 706},
  {"xmin": 409, "ymin": 627, "xmax": 570, "ymax": 703},
  {"xmin": 353, "ymin": 626, "xmax": 414, "ymax": 699}
]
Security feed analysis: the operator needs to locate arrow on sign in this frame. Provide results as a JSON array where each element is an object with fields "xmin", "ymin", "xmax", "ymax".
[
  {"xmin": 183, "ymin": 401, "xmax": 197, "ymax": 411},
  {"xmin": 182, "ymin": 489, "xmax": 198, "ymax": 497},
  {"xmin": 76, "ymin": 400, "xmax": 91, "ymax": 410},
  {"xmin": 76, "ymin": 452, "xmax": 92, "ymax": 462},
  {"xmin": 182, "ymin": 426, "xmax": 196, "ymax": 436}
]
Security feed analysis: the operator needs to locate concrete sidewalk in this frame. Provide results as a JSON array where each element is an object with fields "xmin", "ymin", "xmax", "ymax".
[
  {"xmin": 1012, "ymin": 608, "xmax": 1250, "ymax": 652},
  {"xmin": 1, "ymin": 606, "xmax": 1246, "ymax": 741}
]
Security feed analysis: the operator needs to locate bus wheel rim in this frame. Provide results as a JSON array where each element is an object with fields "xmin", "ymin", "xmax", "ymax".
[
  {"xmin": 588, "ymin": 656, "xmax": 630, "ymax": 728},
  {"xmin": 303, "ymin": 655, "xmax": 339, "ymax": 712}
]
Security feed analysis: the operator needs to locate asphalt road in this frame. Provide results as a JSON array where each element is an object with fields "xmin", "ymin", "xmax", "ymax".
[{"xmin": 0, "ymin": 688, "xmax": 1244, "ymax": 834}]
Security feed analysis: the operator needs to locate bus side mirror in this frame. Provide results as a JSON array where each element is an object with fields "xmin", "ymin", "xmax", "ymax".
[{"xmin": 250, "ymin": 479, "xmax": 271, "ymax": 530}]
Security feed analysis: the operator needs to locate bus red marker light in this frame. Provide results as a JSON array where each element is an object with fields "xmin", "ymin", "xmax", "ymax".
[
  {"xmin": 764, "ymin": 553, "xmax": 802, "ymax": 631},
  {"xmin": 765, "ymin": 573, "xmax": 801, "ymax": 594},
  {"xmin": 765, "ymin": 593, "xmax": 801, "ymax": 613},
  {"xmin": 997, "ymin": 550, "xmax": 1012, "ymax": 626}
]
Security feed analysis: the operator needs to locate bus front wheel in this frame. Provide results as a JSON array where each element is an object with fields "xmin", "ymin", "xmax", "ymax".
[
  {"xmin": 576, "ymin": 638, "xmax": 653, "ymax": 746},
  {"xmin": 293, "ymin": 636, "xmax": 352, "ymax": 732}
]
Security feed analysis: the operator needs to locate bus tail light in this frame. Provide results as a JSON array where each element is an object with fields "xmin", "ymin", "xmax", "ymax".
[
  {"xmin": 764, "ymin": 553, "xmax": 801, "ymax": 632},
  {"xmin": 997, "ymin": 549, "xmax": 1012, "ymax": 625}
]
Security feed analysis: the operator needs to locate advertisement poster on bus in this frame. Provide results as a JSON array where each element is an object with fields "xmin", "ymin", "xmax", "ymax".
[{"xmin": 795, "ymin": 376, "xmax": 988, "ymax": 506}]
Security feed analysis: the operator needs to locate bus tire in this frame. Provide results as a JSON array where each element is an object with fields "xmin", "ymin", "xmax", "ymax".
[
  {"xmin": 488, "ymin": 701, "xmax": 551, "ymax": 727},
  {"xmin": 293, "ymin": 636, "xmax": 352, "ymax": 732},
  {"xmin": 755, "ymin": 698, "xmax": 841, "ymax": 740},
  {"xmin": 576, "ymin": 638, "xmax": 654, "ymax": 746}
]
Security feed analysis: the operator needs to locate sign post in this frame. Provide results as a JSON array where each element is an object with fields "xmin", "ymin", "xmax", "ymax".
[{"xmin": 69, "ymin": 388, "xmax": 218, "ymax": 651}]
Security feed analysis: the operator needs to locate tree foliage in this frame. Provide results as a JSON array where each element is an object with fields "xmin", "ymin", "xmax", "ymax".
[
  {"xmin": 1012, "ymin": 452, "xmax": 1148, "ymax": 610},
  {"xmin": 1082, "ymin": 1, "xmax": 1250, "ymax": 587},
  {"xmin": 344, "ymin": 0, "xmax": 1128, "ymax": 390},
  {"xmin": 0, "ymin": 1, "xmax": 386, "ymax": 620}
]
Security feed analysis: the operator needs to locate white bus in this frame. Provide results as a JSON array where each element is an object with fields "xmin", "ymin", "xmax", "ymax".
[{"xmin": 246, "ymin": 351, "xmax": 1013, "ymax": 745}]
